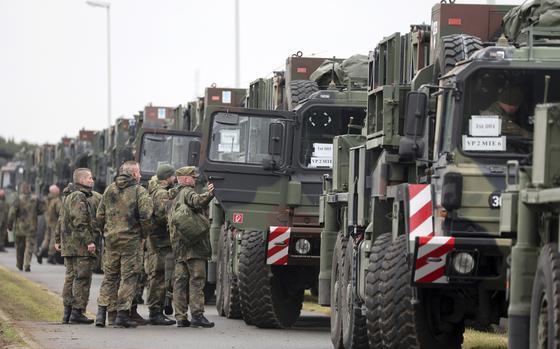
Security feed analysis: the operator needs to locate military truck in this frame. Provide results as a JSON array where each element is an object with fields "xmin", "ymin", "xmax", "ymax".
[
  {"xmin": 318, "ymin": 2, "xmax": 532, "ymax": 348},
  {"xmin": 504, "ymin": 102, "xmax": 560, "ymax": 349},
  {"xmin": 34, "ymin": 144, "xmax": 56, "ymax": 196},
  {"xmin": 199, "ymin": 57, "xmax": 367, "ymax": 329}
]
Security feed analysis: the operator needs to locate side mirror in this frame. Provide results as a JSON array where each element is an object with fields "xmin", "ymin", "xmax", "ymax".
[
  {"xmin": 268, "ymin": 122, "xmax": 284, "ymax": 156},
  {"xmin": 187, "ymin": 140, "xmax": 201, "ymax": 166},
  {"xmin": 399, "ymin": 91, "xmax": 428, "ymax": 160},
  {"xmin": 441, "ymin": 172, "xmax": 463, "ymax": 210},
  {"xmin": 404, "ymin": 91, "xmax": 427, "ymax": 136}
]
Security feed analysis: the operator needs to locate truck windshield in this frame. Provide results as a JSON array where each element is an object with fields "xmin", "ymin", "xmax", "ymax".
[
  {"xmin": 140, "ymin": 134, "xmax": 200, "ymax": 173},
  {"xmin": 209, "ymin": 113, "xmax": 281, "ymax": 165},
  {"xmin": 299, "ymin": 106, "xmax": 365, "ymax": 168},
  {"xmin": 462, "ymin": 68, "xmax": 560, "ymax": 155}
]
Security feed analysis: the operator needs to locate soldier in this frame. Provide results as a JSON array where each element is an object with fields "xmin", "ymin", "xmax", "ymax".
[
  {"xmin": 8, "ymin": 183, "xmax": 45, "ymax": 272},
  {"xmin": 54, "ymin": 169, "xmax": 99, "ymax": 324},
  {"xmin": 95, "ymin": 161, "xmax": 153, "ymax": 328},
  {"xmin": 171, "ymin": 166, "xmax": 215, "ymax": 328},
  {"xmin": 0, "ymin": 189, "xmax": 8, "ymax": 252},
  {"xmin": 39, "ymin": 184, "xmax": 62, "ymax": 264},
  {"xmin": 481, "ymin": 84, "xmax": 531, "ymax": 138},
  {"xmin": 146, "ymin": 164, "xmax": 176, "ymax": 326}
]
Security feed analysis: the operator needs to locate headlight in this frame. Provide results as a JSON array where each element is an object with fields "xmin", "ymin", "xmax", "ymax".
[
  {"xmin": 452, "ymin": 252, "xmax": 475, "ymax": 275},
  {"xmin": 294, "ymin": 238, "xmax": 311, "ymax": 255}
]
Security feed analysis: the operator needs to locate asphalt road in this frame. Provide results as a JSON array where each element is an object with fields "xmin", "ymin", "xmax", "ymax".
[{"xmin": 0, "ymin": 247, "xmax": 331, "ymax": 349}]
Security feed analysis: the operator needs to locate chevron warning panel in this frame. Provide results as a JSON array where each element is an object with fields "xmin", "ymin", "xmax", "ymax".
[{"xmin": 266, "ymin": 226, "xmax": 291, "ymax": 265}]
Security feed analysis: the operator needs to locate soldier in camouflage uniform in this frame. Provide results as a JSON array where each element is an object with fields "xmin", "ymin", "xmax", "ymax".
[
  {"xmin": 95, "ymin": 161, "xmax": 153, "ymax": 328},
  {"xmin": 39, "ymin": 184, "xmax": 62, "ymax": 264},
  {"xmin": 146, "ymin": 164, "xmax": 176, "ymax": 325},
  {"xmin": 8, "ymin": 183, "xmax": 46, "ymax": 272},
  {"xmin": 0, "ymin": 189, "xmax": 8, "ymax": 252},
  {"xmin": 481, "ymin": 84, "xmax": 532, "ymax": 138},
  {"xmin": 54, "ymin": 169, "xmax": 99, "ymax": 324},
  {"xmin": 171, "ymin": 166, "xmax": 215, "ymax": 328}
]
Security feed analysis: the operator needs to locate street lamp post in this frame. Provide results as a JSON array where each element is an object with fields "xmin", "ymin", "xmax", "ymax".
[{"xmin": 86, "ymin": 0, "xmax": 112, "ymax": 128}]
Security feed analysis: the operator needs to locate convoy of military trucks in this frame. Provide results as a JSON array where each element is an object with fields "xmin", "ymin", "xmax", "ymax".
[{"xmin": 3, "ymin": 0, "xmax": 560, "ymax": 347}]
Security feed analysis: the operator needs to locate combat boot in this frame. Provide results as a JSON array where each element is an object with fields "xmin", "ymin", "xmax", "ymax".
[
  {"xmin": 129, "ymin": 305, "xmax": 147, "ymax": 325},
  {"xmin": 69, "ymin": 308, "xmax": 94, "ymax": 325},
  {"xmin": 24, "ymin": 266, "xmax": 30, "ymax": 272},
  {"xmin": 190, "ymin": 314, "xmax": 214, "ymax": 328},
  {"xmin": 47, "ymin": 255, "xmax": 56, "ymax": 265},
  {"xmin": 62, "ymin": 306, "xmax": 72, "ymax": 324},
  {"xmin": 149, "ymin": 310, "xmax": 176, "ymax": 326},
  {"xmin": 36, "ymin": 253, "xmax": 42, "ymax": 264},
  {"xmin": 114, "ymin": 310, "xmax": 137, "ymax": 328},
  {"xmin": 163, "ymin": 295, "xmax": 173, "ymax": 315},
  {"xmin": 107, "ymin": 311, "xmax": 117, "ymax": 326},
  {"xmin": 176, "ymin": 319, "xmax": 190, "ymax": 327},
  {"xmin": 95, "ymin": 306, "xmax": 107, "ymax": 327}
]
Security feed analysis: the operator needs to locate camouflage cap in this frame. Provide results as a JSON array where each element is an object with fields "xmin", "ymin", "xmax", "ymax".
[
  {"xmin": 156, "ymin": 164, "xmax": 175, "ymax": 180},
  {"xmin": 175, "ymin": 166, "xmax": 200, "ymax": 177},
  {"xmin": 499, "ymin": 85, "xmax": 523, "ymax": 105}
]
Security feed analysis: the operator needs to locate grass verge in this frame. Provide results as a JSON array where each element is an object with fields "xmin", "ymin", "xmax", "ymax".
[
  {"xmin": 0, "ymin": 265, "xmax": 63, "ymax": 323},
  {"xmin": 302, "ymin": 291, "xmax": 507, "ymax": 349},
  {"xmin": 0, "ymin": 319, "xmax": 24, "ymax": 348}
]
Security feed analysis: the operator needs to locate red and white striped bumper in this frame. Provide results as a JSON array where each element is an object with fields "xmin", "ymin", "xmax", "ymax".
[
  {"xmin": 408, "ymin": 184, "xmax": 454, "ymax": 284},
  {"xmin": 412, "ymin": 236, "xmax": 455, "ymax": 284},
  {"xmin": 266, "ymin": 226, "xmax": 291, "ymax": 265}
]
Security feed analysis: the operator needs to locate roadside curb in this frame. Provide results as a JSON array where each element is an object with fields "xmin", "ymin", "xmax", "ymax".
[{"xmin": 0, "ymin": 308, "xmax": 40, "ymax": 349}]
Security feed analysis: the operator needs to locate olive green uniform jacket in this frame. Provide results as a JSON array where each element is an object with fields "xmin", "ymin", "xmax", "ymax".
[
  {"xmin": 8, "ymin": 192, "xmax": 46, "ymax": 237},
  {"xmin": 96, "ymin": 173, "xmax": 153, "ymax": 251}
]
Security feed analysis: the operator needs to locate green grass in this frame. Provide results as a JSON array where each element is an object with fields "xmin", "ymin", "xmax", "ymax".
[
  {"xmin": 463, "ymin": 328, "xmax": 508, "ymax": 349},
  {"xmin": 0, "ymin": 319, "xmax": 24, "ymax": 347},
  {"xmin": 0, "ymin": 265, "xmax": 63, "ymax": 322},
  {"xmin": 302, "ymin": 291, "xmax": 507, "ymax": 349}
]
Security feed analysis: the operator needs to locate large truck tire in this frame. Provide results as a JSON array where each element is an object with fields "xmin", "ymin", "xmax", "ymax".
[
  {"xmin": 330, "ymin": 233, "xmax": 345, "ymax": 349},
  {"xmin": 216, "ymin": 229, "xmax": 226, "ymax": 316},
  {"xmin": 529, "ymin": 243, "xmax": 560, "ymax": 349},
  {"xmin": 341, "ymin": 235, "xmax": 368, "ymax": 348},
  {"xmin": 287, "ymin": 80, "xmax": 319, "ymax": 111},
  {"xmin": 222, "ymin": 228, "xmax": 242, "ymax": 319},
  {"xmin": 239, "ymin": 230, "xmax": 303, "ymax": 328},
  {"xmin": 365, "ymin": 233, "xmax": 392, "ymax": 347},
  {"xmin": 381, "ymin": 235, "xmax": 463, "ymax": 349},
  {"xmin": 433, "ymin": 34, "xmax": 482, "ymax": 82}
]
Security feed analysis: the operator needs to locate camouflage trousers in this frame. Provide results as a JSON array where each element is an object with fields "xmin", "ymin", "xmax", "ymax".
[
  {"xmin": 15, "ymin": 235, "xmax": 35, "ymax": 270},
  {"xmin": 40, "ymin": 227, "xmax": 57, "ymax": 257},
  {"xmin": 165, "ymin": 251, "xmax": 175, "ymax": 303},
  {"xmin": 146, "ymin": 246, "xmax": 172, "ymax": 312},
  {"xmin": 134, "ymin": 249, "xmax": 147, "ymax": 304},
  {"xmin": 173, "ymin": 257, "xmax": 206, "ymax": 320},
  {"xmin": 97, "ymin": 246, "xmax": 141, "ymax": 312},
  {"xmin": 62, "ymin": 256, "xmax": 95, "ymax": 310}
]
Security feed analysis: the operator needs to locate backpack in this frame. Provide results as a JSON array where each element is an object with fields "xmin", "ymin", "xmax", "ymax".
[{"xmin": 169, "ymin": 194, "xmax": 210, "ymax": 245}]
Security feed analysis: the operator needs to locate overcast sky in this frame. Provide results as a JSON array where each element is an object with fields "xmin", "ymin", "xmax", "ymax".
[{"xmin": 0, "ymin": 0, "xmax": 524, "ymax": 144}]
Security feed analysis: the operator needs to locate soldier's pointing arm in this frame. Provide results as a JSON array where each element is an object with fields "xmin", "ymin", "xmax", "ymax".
[{"xmin": 184, "ymin": 189, "xmax": 214, "ymax": 210}]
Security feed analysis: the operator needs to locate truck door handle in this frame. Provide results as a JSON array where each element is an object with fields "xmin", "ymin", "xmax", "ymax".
[{"xmin": 208, "ymin": 176, "xmax": 224, "ymax": 180}]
